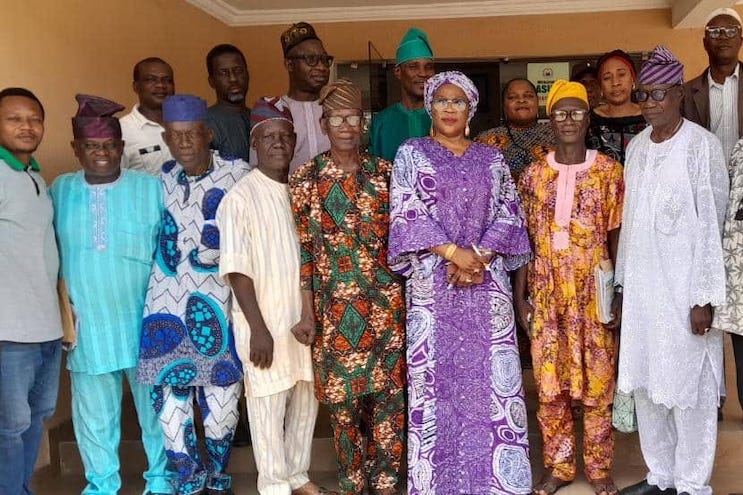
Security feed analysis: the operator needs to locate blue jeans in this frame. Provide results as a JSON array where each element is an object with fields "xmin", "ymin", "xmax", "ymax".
[{"xmin": 0, "ymin": 340, "xmax": 62, "ymax": 495}]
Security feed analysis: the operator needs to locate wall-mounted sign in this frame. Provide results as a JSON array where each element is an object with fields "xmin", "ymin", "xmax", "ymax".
[{"xmin": 527, "ymin": 62, "xmax": 570, "ymax": 109}]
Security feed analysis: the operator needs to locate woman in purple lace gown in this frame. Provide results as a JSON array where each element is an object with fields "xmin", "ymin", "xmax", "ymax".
[{"xmin": 388, "ymin": 71, "xmax": 533, "ymax": 495}]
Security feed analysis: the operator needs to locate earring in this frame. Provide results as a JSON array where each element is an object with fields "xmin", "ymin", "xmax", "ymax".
[
  {"xmin": 465, "ymin": 124, "xmax": 470, "ymax": 138},
  {"xmin": 429, "ymin": 126, "xmax": 436, "ymax": 137}
]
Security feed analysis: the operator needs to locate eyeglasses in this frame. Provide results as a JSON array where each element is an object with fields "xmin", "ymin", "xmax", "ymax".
[
  {"xmin": 81, "ymin": 140, "xmax": 123, "ymax": 153},
  {"xmin": 705, "ymin": 26, "xmax": 741, "ymax": 39},
  {"xmin": 324, "ymin": 115, "xmax": 363, "ymax": 127},
  {"xmin": 287, "ymin": 54, "xmax": 334, "ymax": 67},
  {"xmin": 633, "ymin": 85, "xmax": 680, "ymax": 103},
  {"xmin": 550, "ymin": 109, "xmax": 588, "ymax": 122},
  {"xmin": 431, "ymin": 98, "xmax": 469, "ymax": 112}
]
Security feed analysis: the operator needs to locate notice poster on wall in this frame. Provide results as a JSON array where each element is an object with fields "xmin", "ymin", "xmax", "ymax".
[{"xmin": 527, "ymin": 62, "xmax": 570, "ymax": 116}]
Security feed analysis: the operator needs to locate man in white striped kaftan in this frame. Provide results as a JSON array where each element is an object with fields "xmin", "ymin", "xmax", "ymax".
[{"xmin": 217, "ymin": 97, "xmax": 322, "ymax": 495}]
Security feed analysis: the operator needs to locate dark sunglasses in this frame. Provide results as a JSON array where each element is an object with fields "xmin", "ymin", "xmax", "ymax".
[
  {"xmin": 632, "ymin": 85, "xmax": 680, "ymax": 103},
  {"xmin": 550, "ymin": 109, "xmax": 588, "ymax": 122}
]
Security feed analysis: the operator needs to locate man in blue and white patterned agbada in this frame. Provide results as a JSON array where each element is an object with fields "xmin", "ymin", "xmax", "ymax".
[
  {"xmin": 52, "ymin": 94, "xmax": 171, "ymax": 494},
  {"xmin": 136, "ymin": 94, "xmax": 250, "ymax": 495},
  {"xmin": 616, "ymin": 46, "xmax": 728, "ymax": 495}
]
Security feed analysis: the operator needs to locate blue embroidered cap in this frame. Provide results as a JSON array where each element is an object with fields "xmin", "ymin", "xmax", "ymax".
[{"xmin": 162, "ymin": 94, "xmax": 208, "ymax": 123}]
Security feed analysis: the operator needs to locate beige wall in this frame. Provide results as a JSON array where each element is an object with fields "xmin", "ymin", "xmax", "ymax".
[
  {"xmin": 0, "ymin": 0, "xmax": 233, "ymax": 182},
  {"xmin": 236, "ymin": 8, "xmax": 721, "ymax": 99},
  {"xmin": 1, "ymin": 2, "xmax": 734, "ymax": 182}
]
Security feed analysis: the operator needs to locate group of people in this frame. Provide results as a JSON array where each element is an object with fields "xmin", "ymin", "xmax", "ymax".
[{"xmin": 3, "ymin": 6, "xmax": 743, "ymax": 495}]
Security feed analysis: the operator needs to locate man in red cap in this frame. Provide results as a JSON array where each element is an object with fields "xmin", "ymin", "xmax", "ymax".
[
  {"xmin": 51, "ymin": 94, "xmax": 171, "ymax": 495},
  {"xmin": 219, "ymin": 97, "xmax": 335, "ymax": 495}
]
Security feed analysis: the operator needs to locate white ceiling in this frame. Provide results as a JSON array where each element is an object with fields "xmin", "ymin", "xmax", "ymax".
[{"xmin": 186, "ymin": 0, "xmax": 743, "ymax": 26}]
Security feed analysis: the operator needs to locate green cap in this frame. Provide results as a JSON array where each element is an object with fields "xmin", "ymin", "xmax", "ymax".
[{"xmin": 395, "ymin": 28, "xmax": 434, "ymax": 66}]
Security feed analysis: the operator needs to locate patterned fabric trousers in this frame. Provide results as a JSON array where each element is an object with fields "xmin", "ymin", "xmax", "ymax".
[
  {"xmin": 245, "ymin": 380, "xmax": 319, "ymax": 495},
  {"xmin": 154, "ymin": 382, "xmax": 241, "ymax": 494},
  {"xmin": 634, "ymin": 361, "xmax": 719, "ymax": 495},
  {"xmin": 537, "ymin": 391, "xmax": 614, "ymax": 482},
  {"xmin": 326, "ymin": 386, "xmax": 406, "ymax": 495}
]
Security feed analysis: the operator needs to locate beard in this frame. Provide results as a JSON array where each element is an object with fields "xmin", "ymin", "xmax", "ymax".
[{"xmin": 226, "ymin": 92, "xmax": 246, "ymax": 104}]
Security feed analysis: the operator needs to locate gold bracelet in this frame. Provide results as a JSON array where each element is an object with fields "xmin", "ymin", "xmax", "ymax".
[{"xmin": 444, "ymin": 244, "xmax": 457, "ymax": 260}]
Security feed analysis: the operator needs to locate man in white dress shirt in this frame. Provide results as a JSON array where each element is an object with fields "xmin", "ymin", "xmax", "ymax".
[
  {"xmin": 683, "ymin": 6, "xmax": 743, "ymax": 421},
  {"xmin": 120, "ymin": 57, "xmax": 175, "ymax": 174}
]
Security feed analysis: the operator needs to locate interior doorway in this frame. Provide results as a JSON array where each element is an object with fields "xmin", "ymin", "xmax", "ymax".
[{"xmin": 336, "ymin": 51, "xmax": 645, "ymax": 138}]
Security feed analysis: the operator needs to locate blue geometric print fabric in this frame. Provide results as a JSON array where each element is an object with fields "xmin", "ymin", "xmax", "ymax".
[
  {"xmin": 157, "ymin": 209, "xmax": 180, "ymax": 277},
  {"xmin": 137, "ymin": 151, "xmax": 250, "ymax": 386},
  {"xmin": 155, "ymin": 383, "xmax": 240, "ymax": 493}
]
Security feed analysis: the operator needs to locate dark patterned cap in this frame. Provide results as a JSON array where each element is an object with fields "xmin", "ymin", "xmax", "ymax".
[
  {"xmin": 281, "ymin": 22, "xmax": 320, "ymax": 56},
  {"xmin": 250, "ymin": 96, "xmax": 293, "ymax": 135},
  {"xmin": 71, "ymin": 94, "xmax": 124, "ymax": 139},
  {"xmin": 319, "ymin": 78, "xmax": 363, "ymax": 112},
  {"xmin": 638, "ymin": 46, "xmax": 684, "ymax": 86}
]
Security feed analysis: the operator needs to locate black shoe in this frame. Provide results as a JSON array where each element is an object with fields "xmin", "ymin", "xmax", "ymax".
[
  {"xmin": 619, "ymin": 480, "xmax": 677, "ymax": 495},
  {"xmin": 232, "ymin": 424, "xmax": 251, "ymax": 447},
  {"xmin": 232, "ymin": 405, "xmax": 251, "ymax": 447}
]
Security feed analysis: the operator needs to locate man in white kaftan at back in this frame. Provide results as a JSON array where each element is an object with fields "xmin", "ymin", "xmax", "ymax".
[{"xmin": 616, "ymin": 46, "xmax": 729, "ymax": 495}]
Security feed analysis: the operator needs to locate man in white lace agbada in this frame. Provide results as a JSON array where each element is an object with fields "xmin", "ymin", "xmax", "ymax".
[{"xmin": 615, "ymin": 46, "xmax": 729, "ymax": 495}]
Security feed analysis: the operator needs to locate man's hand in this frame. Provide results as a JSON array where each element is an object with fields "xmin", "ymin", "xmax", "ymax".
[
  {"xmin": 250, "ymin": 328, "xmax": 274, "ymax": 369},
  {"xmin": 291, "ymin": 317, "xmax": 316, "ymax": 346},
  {"xmin": 605, "ymin": 293, "xmax": 622, "ymax": 331},
  {"xmin": 514, "ymin": 297, "xmax": 534, "ymax": 335},
  {"xmin": 690, "ymin": 304, "xmax": 713, "ymax": 335}
]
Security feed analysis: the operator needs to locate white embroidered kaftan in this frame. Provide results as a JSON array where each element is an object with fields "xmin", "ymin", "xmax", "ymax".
[{"xmin": 616, "ymin": 120, "xmax": 728, "ymax": 409}]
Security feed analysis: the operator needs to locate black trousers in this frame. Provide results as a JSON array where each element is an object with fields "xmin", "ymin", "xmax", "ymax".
[{"xmin": 732, "ymin": 333, "xmax": 743, "ymax": 410}]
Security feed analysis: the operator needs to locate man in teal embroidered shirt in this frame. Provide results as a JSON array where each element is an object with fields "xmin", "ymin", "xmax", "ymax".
[
  {"xmin": 51, "ymin": 94, "xmax": 171, "ymax": 495},
  {"xmin": 368, "ymin": 27, "xmax": 435, "ymax": 161}
]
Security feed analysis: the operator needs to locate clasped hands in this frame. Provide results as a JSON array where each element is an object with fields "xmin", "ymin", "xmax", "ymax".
[{"xmin": 443, "ymin": 244, "xmax": 492, "ymax": 288}]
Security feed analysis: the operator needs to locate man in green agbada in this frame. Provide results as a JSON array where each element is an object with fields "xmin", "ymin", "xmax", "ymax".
[{"xmin": 369, "ymin": 28, "xmax": 435, "ymax": 161}]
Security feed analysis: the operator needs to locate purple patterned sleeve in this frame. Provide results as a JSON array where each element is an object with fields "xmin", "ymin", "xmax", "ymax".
[
  {"xmin": 388, "ymin": 142, "xmax": 450, "ymax": 276},
  {"xmin": 479, "ymin": 149, "xmax": 532, "ymax": 271}
]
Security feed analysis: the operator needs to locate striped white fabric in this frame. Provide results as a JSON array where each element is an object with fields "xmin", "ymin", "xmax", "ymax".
[
  {"xmin": 245, "ymin": 380, "xmax": 318, "ymax": 494},
  {"xmin": 708, "ymin": 65, "xmax": 739, "ymax": 163},
  {"xmin": 217, "ymin": 168, "xmax": 314, "ymax": 398}
]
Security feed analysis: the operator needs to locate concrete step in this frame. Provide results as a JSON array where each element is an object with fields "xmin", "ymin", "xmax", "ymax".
[{"xmin": 59, "ymin": 437, "xmax": 338, "ymax": 475}]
